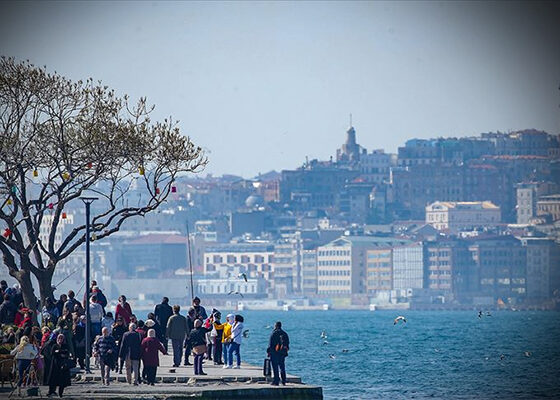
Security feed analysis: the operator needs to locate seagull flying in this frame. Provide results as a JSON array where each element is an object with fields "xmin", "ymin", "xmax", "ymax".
[
  {"xmin": 394, "ymin": 316, "xmax": 407, "ymax": 325},
  {"xmin": 242, "ymin": 329, "xmax": 250, "ymax": 338},
  {"xmin": 478, "ymin": 311, "xmax": 483, "ymax": 319},
  {"xmin": 228, "ymin": 290, "xmax": 244, "ymax": 298},
  {"xmin": 329, "ymin": 354, "xmax": 336, "ymax": 360},
  {"xmin": 238, "ymin": 273, "xmax": 248, "ymax": 282},
  {"xmin": 323, "ymin": 340, "xmax": 329, "ymax": 345},
  {"xmin": 320, "ymin": 330, "xmax": 328, "ymax": 339}
]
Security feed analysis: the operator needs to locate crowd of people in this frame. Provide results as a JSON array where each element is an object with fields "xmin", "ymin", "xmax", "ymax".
[{"xmin": 0, "ymin": 279, "xmax": 291, "ymax": 394}]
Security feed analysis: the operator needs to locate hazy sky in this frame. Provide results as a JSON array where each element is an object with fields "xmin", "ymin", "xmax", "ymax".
[{"xmin": 1, "ymin": 1, "xmax": 559, "ymax": 178}]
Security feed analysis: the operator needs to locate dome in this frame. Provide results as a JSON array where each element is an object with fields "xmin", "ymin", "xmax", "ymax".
[{"xmin": 245, "ymin": 194, "xmax": 264, "ymax": 208}]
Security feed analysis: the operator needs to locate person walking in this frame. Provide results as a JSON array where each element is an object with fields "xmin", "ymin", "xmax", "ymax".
[
  {"xmin": 141, "ymin": 328, "xmax": 167, "ymax": 385},
  {"xmin": 94, "ymin": 327, "xmax": 118, "ymax": 386},
  {"xmin": 166, "ymin": 305, "xmax": 188, "ymax": 368},
  {"xmin": 10, "ymin": 336, "xmax": 38, "ymax": 396},
  {"xmin": 111, "ymin": 317, "xmax": 127, "ymax": 373},
  {"xmin": 46, "ymin": 334, "xmax": 72, "ymax": 398},
  {"xmin": 115, "ymin": 295, "xmax": 133, "ymax": 325},
  {"xmin": 227, "ymin": 315, "xmax": 244, "ymax": 369},
  {"xmin": 187, "ymin": 319, "xmax": 212, "ymax": 375},
  {"xmin": 119, "ymin": 323, "xmax": 142, "ymax": 385},
  {"xmin": 102, "ymin": 312, "xmax": 115, "ymax": 335},
  {"xmin": 153, "ymin": 297, "xmax": 173, "ymax": 351},
  {"xmin": 267, "ymin": 321, "xmax": 290, "ymax": 386}
]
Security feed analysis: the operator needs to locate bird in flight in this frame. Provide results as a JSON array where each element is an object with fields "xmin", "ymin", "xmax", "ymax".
[
  {"xmin": 478, "ymin": 311, "xmax": 483, "ymax": 319},
  {"xmin": 242, "ymin": 329, "xmax": 250, "ymax": 338},
  {"xmin": 329, "ymin": 354, "xmax": 336, "ymax": 360},
  {"xmin": 238, "ymin": 273, "xmax": 248, "ymax": 282},
  {"xmin": 394, "ymin": 316, "xmax": 407, "ymax": 325},
  {"xmin": 228, "ymin": 291, "xmax": 244, "ymax": 298},
  {"xmin": 320, "ymin": 330, "xmax": 328, "ymax": 339}
]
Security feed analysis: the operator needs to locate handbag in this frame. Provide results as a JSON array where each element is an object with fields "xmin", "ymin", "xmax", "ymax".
[
  {"xmin": 192, "ymin": 344, "xmax": 207, "ymax": 355},
  {"xmin": 263, "ymin": 358, "xmax": 271, "ymax": 377}
]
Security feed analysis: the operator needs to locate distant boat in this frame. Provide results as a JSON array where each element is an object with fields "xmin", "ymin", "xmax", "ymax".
[
  {"xmin": 237, "ymin": 302, "xmax": 245, "ymax": 311},
  {"xmin": 322, "ymin": 304, "xmax": 330, "ymax": 311},
  {"xmin": 369, "ymin": 304, "xmax": 377, "ymax": 311},
  {"xmin": 282, "ymin": 304, "xmax": 290, "ymax": 312}
]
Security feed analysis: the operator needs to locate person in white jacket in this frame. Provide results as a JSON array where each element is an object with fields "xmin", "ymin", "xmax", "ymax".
[
  {"xmin": 10, "ymin": 336, "xmax": 38, "ymax": 393},
  {"xmin": 89, "ymin": 295, "xmax": 104, "ymax": 337},
  {"xmin": 227, "ymin": 315, "xmax": 244, "ymax": 369}
]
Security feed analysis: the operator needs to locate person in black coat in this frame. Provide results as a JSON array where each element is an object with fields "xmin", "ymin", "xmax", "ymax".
[
  {"xmin": 187, "ymin": 319, "xmax": 212, "ymax": 375},
  {"xmin": 47, "ymin": 334, "xmax": 72, "ymax": 397},
  {"xmin": 153, "ymin": 297, "xmax": 173, "ymax": 351},
  {"xmin": 267, "ymin": 321, "xmax": 290, "ymax": 386},
  {"xmin": 119, "ymin": 323, "xmax": 142, "ymax": 385}
]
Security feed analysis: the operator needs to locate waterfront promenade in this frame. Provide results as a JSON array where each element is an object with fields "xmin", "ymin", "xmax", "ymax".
[{"xmin": 0, "ymin": 349, "xmax": 322, "ymax": 400}]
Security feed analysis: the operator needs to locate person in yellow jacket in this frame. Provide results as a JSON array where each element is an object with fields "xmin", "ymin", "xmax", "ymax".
[{"xmin": 214, "ymin": 313, "xmax": 234, "ymax": 369}]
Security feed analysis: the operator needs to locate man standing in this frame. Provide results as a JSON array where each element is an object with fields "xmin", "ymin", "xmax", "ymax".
[
  {"xmin": 153, "ymin": 297, "xmax": 173, "ymax": 351},
  {"xmin": 192, "ymin": 297, "xmax": 208, "ymax": 320},
  {"xmin": 89, "ymin": 295, "xmax": 104, "ymax": 338},
  {"xmin": 166, "ymin": 305, "xmax": 188, "ymax": 367},
  {"xmin": 119, "ymin": 323, "xmax": 142, "ymax": 385},
  {"xmin": 267, "ymin": 321, "xmax": 290, "ymax": 386}
]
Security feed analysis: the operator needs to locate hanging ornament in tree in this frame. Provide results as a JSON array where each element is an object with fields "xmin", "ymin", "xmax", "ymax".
[
  {"xmin": 11, "ymin": 186, "xmax": 17, "ymax": 193},
  {"xmin": 33, "ymin": 169, "xmax": 39, "ymax": 177},
  {"xmin": 3, "ymin": 228, "xmax": 11, "ymax": 238},
  {"xmin": 6, "ymin": 198, "xmax": 12, "ymax": 205},
  {"xmin": 48, "ymin": 203, "xmax": 54, "ymax": 210},
  {"xmin": 91, "ymin": 233, "xmax": 97, "ymax": 242},
  {"xmin": 62, "ymin": 172, "xmax": 70, "ymax": 181},
  {"xmin": 87, "ymin": 162, "xmax": 93, "ymax": 169},
  {"xmin": 171, "ymin": 186, "xmax": 177, "ymax": 193},
  {"xmin": 155, "ymin": 187, "xmax": 160, "ymax": 195},
  {"xmin": 62, "ymin": 212, "xmax": 67, "ymax": 219},
  {"xmin": 139, "ymin": 166, "xmax": 145, "ymax": 175}
]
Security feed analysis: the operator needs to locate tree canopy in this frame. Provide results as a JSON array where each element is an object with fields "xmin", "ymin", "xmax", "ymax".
[{"xmin": 0, "ymin": 57, "xmax": 206, "ymax": 309}]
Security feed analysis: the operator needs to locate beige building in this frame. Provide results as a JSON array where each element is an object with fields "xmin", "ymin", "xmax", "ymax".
[
  {"xmin": 317, "ymin": 236, "xmax": 410, "ymax": 297},
  {"xmin": 426, "ymin": 201, "xmax": 501, "ymax": 232}
]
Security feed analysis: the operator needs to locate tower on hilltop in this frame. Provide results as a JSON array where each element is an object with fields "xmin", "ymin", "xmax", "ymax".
[{"xmin": 336, "ymin": 113, "xmax": 365, "ymax": 164}]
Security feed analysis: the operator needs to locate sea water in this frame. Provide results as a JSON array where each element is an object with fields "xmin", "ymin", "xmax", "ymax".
[{"xmin": 236, "ymin": 310, "xmax": 560, "ymax": 399}]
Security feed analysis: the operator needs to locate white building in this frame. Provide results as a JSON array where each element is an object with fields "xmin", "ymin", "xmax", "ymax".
[
  {"xmin": 358, "ymin": 149, "xmax": 394, "ymax": 184},
  {"xmin": 425, "ymin": 201, "xmax": 500, "ymax": 232},
  {"xmin": 392, "ymin": 242, "xmax": 424, "ymax": 291}
]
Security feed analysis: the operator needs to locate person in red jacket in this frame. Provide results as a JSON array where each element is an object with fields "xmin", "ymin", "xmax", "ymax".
[
  {"xmin": 115, "ymin": 295, "xmax": 132, "ymax": 324},
  {"xmin": 140, "ymin": 329, "xmax": 167, "ymax": 385}
]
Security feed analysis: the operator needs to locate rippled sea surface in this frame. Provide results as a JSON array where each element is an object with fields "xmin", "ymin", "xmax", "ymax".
[{"xmin": 235, "ymin": 310, "xmax": 560, "ymax": 399}]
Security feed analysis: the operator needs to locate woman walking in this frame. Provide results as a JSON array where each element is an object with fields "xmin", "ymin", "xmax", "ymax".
[
  {"xmin": 141, "ymin": 329, "xmax": 167, "ymax": 385},
  {"xmin": 10, "ymin": 336, "xmax": 38, "ymax": 396},
  {"xmin": 47, "ymin": 334, "xmax": 72, "ymax": 397},
  {"xmin": 115, "ymin": 295, "xmax": 133, "ymax": 325},
  {"xmin": 187, "ymin": 319, "xmax": 212, "ymax": 375},
  {"xmin": 227, "ymin": 315, "xmax": 244, "ymax": 369}
]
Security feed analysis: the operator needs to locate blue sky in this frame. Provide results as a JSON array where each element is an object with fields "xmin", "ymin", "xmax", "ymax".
[{"xmin": 1, "ymin": 1, "xmax": 559, "ymax": 177}]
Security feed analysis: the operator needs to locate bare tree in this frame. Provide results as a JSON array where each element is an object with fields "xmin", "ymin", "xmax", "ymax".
[{"xmin": 0, "ymin": 57, "xmax": 206, "ymax": 310}]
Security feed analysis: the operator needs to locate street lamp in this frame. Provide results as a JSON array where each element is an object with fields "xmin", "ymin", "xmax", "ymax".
[{"xmin": 80, "ymin": 196, "xmax": 98, "ymax": 373}]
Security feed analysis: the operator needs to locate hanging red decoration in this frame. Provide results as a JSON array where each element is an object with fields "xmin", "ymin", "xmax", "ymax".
[
  {"xmin": 171, "ymin": 186, "xmax": 177, "ymax": 193},
  {"xmin": 87, "ymin": 162, "xmax": 93, "ymax": 169},
  {"xmin": 3, "ymin": 228, "xmax": 11, "ymax": 238},
  {"xmin": 48, "ymin": 203, "xmax": 54, "ymax": 210},
  {"xmin": 155, "ymin": 187, "xmax": 160, "ymax": 195},
  {"xmin": 62, "ymin": 212, "xmax": 67, "ymax": 219}
]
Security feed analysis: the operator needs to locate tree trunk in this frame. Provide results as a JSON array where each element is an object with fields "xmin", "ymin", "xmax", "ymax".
[
  {"xmin": 35, "ymin": 268, "xmax": 55, "ymax": 311},
  {"xmin": 15, "ymin": 270, "xmax": 37, "ymax": 312}
]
